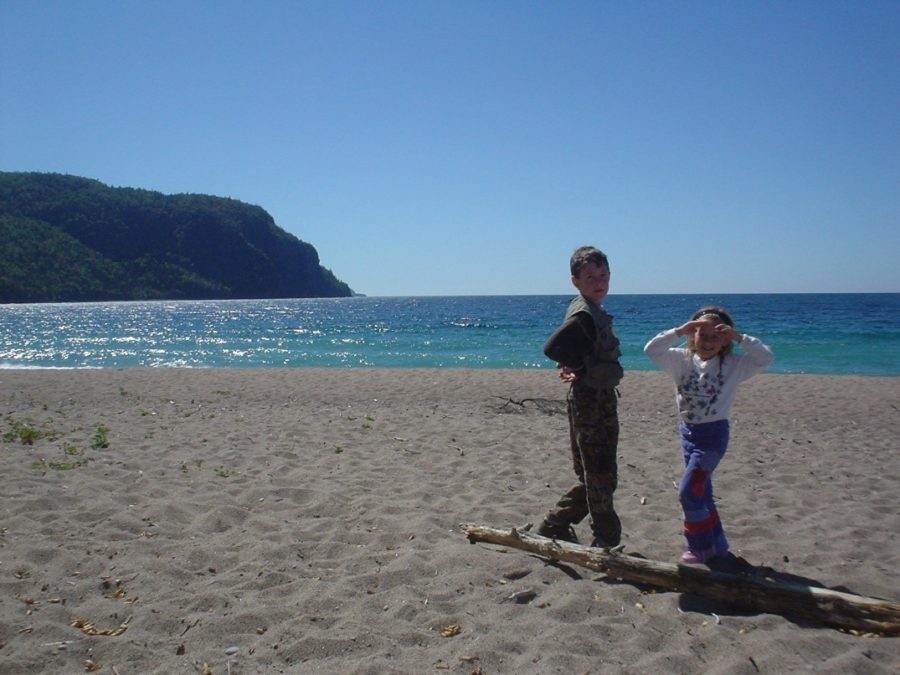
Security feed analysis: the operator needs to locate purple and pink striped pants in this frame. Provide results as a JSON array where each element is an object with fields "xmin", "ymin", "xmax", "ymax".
[{"xmin": 678, "ymin": 419, "xmax": 730, "ymax": 562}]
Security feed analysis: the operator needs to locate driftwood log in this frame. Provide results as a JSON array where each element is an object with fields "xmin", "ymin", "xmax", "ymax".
[{"xmin": 461, "ymin": 523, "xmax": 900, "ymax": 636}]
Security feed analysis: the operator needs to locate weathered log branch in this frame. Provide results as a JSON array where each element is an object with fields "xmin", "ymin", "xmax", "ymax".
[{"xmin": 461, "ymin": 523, "xmax": 900, "ymax": 636}]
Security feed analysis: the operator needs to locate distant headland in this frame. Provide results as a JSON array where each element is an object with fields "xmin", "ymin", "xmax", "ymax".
[{"xmin": 0, "ymin": 171, "xmax": 354, "ymax": 303}]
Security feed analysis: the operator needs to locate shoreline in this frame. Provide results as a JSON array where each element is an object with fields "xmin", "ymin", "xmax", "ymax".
[
  {"xmin": 2, "ymin": 364, "xmax": 898, "ymax": 377},
  {"xmin": 1, "ymin": 369, "xmax": 898, "ymax": 672}
]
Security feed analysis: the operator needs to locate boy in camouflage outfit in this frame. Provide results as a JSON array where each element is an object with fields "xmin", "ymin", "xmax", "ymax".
[{"xmin": 538, "ymin": 246, "xmax": 623, "ymax": 548}]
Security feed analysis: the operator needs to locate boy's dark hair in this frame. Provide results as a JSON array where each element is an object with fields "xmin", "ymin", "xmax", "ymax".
[
  {"xmin": 687, "ymin": 305, "xmax": 735, "ymax": 357},
  {"xmin": 570, "ymin": 246, "xmax": 609, "ymax": 277}
]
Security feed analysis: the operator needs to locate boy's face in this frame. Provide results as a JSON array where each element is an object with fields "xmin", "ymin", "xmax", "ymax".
[{"xmin": 571, "ymin": 262, "xmax": 610, "ymax": 305}]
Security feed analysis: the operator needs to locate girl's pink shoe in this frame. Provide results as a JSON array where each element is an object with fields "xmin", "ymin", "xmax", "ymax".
[{"xmin": 681, "ymin": 550, "xmax": 704, "ymax": 563}]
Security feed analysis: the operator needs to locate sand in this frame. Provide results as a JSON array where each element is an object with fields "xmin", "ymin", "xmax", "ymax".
[{"xmin": 0, "ymin": 369, "xmax": 897, "ymax": 674}]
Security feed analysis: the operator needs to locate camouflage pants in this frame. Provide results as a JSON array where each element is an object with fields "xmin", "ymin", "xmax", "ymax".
[{"xmin": 544, "ymin": 385, "xmax": 621, "ymax": 545}]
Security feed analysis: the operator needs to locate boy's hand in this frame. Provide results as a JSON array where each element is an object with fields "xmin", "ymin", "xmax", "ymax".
[{"xmin": 558, "ymin": 365, "xmax": 578, "ymax": 383}]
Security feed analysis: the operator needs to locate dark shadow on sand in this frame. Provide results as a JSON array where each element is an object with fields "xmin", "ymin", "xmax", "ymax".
[{"xmin": 675, "ymin": 553, "xmax": 860, "ymax": 629}]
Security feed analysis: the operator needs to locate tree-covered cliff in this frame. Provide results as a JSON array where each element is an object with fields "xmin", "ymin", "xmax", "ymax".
[{"xmin": 0, "ymin": 172, "xmax": 353, "ymax": 302}]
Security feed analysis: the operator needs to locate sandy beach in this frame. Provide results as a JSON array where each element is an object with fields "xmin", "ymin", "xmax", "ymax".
[{"xmin": 0, "ymin": 368, "xmax": 897, "ymax": 674}]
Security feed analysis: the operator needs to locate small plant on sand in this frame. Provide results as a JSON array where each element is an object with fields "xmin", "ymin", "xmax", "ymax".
[
  {"xmin": 33, "ymin": 443, "xmax": 93, "ymax": 471},
  {"xmin": 179, "ymin": 458, "xmax": 202, "ymax": 472},
  {"xmin": 90, "ymin": 425, "xmax": 110, "ymax": 449},
  {"xmin": 17, "ymin": 424, "xmax": 40, "ymax": 445},
  {"xmin": 3, "ymin": 417, "xmax": 43, "ymax": 445},
  {"xmin": 214, "ymin": 466, "xmax": 240, "ymax": 478}
]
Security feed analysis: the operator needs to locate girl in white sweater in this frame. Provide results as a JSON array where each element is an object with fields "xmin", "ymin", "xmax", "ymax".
[{"xmin": 644, "ymin": 306, "xmax": 773, "ymax": 563}]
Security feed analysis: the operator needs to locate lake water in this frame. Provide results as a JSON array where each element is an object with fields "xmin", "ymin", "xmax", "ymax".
[{"xmin": 1, "ymin": 294, "xmax": 898, "ymax": 375}]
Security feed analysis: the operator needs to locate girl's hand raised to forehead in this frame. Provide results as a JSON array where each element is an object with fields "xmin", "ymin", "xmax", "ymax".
[
  {"xmin": 675, "ymin": 320, "xmax": 742, "ymax": 342},
  {"xmin": 674, "ymin": 319, "xmax": 709, "ymax": 337},
  {"xmin": 715, "ymin": 323, "xmax": 743, "ymax": 343}
]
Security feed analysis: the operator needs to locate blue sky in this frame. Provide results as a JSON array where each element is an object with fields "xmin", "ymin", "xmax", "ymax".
[{"xmin": 2, "ymin": 1, "xmax": 898, "ymax": 296}]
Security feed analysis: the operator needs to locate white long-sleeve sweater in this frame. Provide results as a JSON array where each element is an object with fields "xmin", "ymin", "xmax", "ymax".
[{"xmin": 644, "ymin": 329, "xmax": 774, "ymax": 424}]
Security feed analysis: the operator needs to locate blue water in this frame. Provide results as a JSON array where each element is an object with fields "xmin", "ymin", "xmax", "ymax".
[{"xmin": 1, "ymin": 294, "xmax": 898, "ymax": 375}]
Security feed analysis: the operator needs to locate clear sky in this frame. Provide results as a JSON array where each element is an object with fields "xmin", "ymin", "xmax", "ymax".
[{"xmin": 2, "ymin": 1, "xmax": 898, "ymax": 296}]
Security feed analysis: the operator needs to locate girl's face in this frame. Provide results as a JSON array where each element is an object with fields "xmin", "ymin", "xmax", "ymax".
[{"xmin": 692, "ymin": 317, "xmax": 730, "ymax": 360}]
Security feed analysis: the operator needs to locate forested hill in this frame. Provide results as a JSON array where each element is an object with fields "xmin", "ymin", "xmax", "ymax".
[{"xmin": 0, "ymin": 172, "xmax": 354, "ymax": 302}]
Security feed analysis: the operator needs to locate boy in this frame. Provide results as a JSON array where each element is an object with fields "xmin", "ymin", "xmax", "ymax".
[{"xmin": 537, "ymin": 246, "xmax": 624, "ymax": 547}]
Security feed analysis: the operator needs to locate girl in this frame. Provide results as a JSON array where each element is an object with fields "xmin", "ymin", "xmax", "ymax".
[{"xmin": 644, "ymin": 306, "xmax": 774, "ymax": 563}]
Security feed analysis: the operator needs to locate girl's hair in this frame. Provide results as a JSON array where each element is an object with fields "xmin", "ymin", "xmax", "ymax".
[{"xmin": 686, "ymin": 305, "xmax": 735, "ymax": 358}]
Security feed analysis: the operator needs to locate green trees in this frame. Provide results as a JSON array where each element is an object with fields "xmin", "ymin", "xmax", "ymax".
[{"xmin": 0, "ymin": 172, "xmax": 353, "ymax": 302}]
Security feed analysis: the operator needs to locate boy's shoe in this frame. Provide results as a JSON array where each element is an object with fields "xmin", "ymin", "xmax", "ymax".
[
  {"xmin": 536, "ymin": 520, "xmax": 579, "ymax": 544},
  {"xmin": 681, "ymin": 550, "xmax": 705, "ymax": 563}
]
